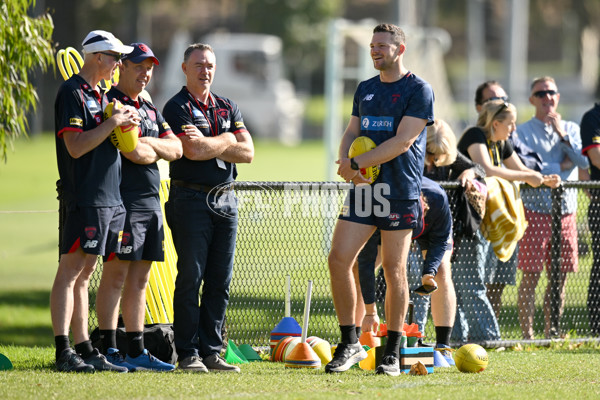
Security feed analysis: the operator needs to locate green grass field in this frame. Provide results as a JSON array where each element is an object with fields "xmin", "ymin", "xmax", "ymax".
[
  {"xmin": 1, "ymin": 134, "xmax": 600, "ymax": 399},
  {"xmin": 1, "ymin": 342, "xmax": 599, "ymax": 399}
]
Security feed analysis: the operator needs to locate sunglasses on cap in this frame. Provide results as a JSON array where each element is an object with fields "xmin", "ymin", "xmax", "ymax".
[
  {"xmin": 483, "ymin": 95, "xmax": 508, "ymax": 104},
  {"xmin": 532, "ymin": 89, "xmax": 558, "ymax": 98},
  {"xmin": 96, "ymin": 52, "xmax": 123, "ymax": 62}
]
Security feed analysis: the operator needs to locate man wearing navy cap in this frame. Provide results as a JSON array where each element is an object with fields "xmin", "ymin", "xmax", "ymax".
[
  {"xmin": 96, "ymin": 43, "xmax": 182, "ymax": 371},
  {"xmin": 52, "ymin": 30, "xmax": 139, "ymax": 372}
]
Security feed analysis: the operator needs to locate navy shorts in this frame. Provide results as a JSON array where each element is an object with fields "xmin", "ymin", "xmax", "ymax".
[
  {"xmin": 338, "ymin": 185, "xmax": 421, "ymax": 231},
  {"xmin": 116, "ymin": 208, "xmax": 165, "ymax": 262},
  {"xmin": 61, "ymin": 204, "xmax": 126, "ymax": 257}
]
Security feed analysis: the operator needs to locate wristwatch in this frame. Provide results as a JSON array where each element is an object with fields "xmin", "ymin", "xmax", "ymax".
[{"xmin": 350, "ymin": 157, "xmax": 359, "ymax": 170}]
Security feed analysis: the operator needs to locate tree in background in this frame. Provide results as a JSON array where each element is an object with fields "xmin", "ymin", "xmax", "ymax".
[{"xmin": 0, "ymin": 0, "xmax": 54, "ymax": 162}]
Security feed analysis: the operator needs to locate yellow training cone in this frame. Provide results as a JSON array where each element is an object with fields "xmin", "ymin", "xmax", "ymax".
[{"xmin": 359, "ymin": 347, "xmax": 377, "ymax": 370}]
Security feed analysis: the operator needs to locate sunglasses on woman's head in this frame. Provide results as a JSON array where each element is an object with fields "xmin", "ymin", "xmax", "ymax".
[{"xmin": 492, "ymin": 102, "xmax": 509, "ymax": 120}]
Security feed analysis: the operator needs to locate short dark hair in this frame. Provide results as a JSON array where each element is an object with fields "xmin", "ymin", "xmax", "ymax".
[
  {"xmin": 183, "ymin": 43, "xmax": 214, "ymax": 63},
  {"xmin": 475, "ymin": 80, "xmax": 501, "ymax": 106},
  {"xmin": 373, "ymin": 23, "xmax": 405, "ymax": 45}
]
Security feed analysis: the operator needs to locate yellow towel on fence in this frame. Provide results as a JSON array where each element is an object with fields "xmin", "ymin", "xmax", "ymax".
[{"xmin": 480, "ymin": 176, "xmax": 528, "ymax": 262}]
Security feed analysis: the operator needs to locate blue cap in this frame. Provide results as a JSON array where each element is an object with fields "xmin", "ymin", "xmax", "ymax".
[{"xmin": 122, "ymin": 43, "xmax": 159, "ymax": 65}]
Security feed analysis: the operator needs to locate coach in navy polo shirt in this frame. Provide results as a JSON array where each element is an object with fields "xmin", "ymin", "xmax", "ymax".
[
  {"xmin": 53, "ymin": 30, "xmax": 139, "ymax": 372},
  {"xmin": 162, "ymin": 43, "xmax": 254, "ymax": 373}
]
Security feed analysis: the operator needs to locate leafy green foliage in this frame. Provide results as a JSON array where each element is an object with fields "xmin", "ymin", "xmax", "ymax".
[{"xmin": 0, "ymin": 0, "xmax": 54, "ymax": 162}]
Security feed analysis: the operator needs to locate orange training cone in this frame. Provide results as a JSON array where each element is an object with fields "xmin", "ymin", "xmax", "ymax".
[
  {"xmin": 359, "ymin": 331, "xmax": 381, "ymax": 348},
  {"xmin": 285, "ymin": 280, "xmax": 321, "ymax": 369}
]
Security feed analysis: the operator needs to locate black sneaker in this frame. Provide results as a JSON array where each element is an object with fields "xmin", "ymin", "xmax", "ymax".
[
  {"xmin": 324, "ymin": 342, "xmax": 367, "ymax": 373},
  {"xmin": 375, "ymin": 355, "xmax": 400, "ymax": 376},
  {"xmin": 55, "ymin": 348, "xmax": 94, "ymax": 373},
  {"xmin": 83, "ymin": 348, "xmax": 128, "ymax": 373}
]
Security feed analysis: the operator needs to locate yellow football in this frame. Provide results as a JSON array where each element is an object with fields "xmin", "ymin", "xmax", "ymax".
[
  {"xmin": 104, "ymin": 101, "xmax": 139, "ymax": 153},
  {"xmin": 455, "ymin": 344, "xmax": 489, "ymax": 373},
  {"xmin": 348, "ymin": 136, "xmax": 380, "ymax": 183}
]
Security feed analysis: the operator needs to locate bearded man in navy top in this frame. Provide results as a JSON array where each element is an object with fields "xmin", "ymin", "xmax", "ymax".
[{"xmin": 325, "ymin": 23, "xmax": 434, "ymax": 376}]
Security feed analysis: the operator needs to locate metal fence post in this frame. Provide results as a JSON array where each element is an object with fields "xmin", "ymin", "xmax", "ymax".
[{"xmin": 549, "ymin": 184, "xmax": 564, "ymax": 336}]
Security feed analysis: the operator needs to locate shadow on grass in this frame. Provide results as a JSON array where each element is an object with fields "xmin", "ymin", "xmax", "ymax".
[
  {"xmin": 0, "ymin": 289, "xmax": 53, "ymax": 347},
  {"xmin": 498, "ymin": 304, "xmax": 594, "ymax": 340},
  {"xmin": 0, "ymin": 325, "xmax": 54, "ymax": 347},
  {"xmin": 0, "ymin": 289, "xmax": 51, "ymax": 308}
]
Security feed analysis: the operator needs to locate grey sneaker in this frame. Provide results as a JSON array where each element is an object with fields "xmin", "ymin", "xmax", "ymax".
[
  {"xmin": 55, "ymin": 348, "xmax": 94, "ymax": 373},
  {"xmin": 325, "ymin": 342, "xmax": 368, "ymax": 373},
  {"xmin": 83, "ymin": 348, "xmax": 128, "ymax": 373},
  {"xmin": 178, "ymin": 355, "xmax": 208, "ymax": 373},
  {"xmin": 375, "ymin": 355, "xmax": 400, "ymax": 376},
  {"xmin": 202, "ymin": 353, "xmax": 240, "ymax": 373}
]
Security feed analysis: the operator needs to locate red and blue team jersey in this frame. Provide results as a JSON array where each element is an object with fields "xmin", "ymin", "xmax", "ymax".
[
  {"xmin": 107, "ymin": 88, "xmax": 173, "ymax": 210},
  {"xmin": 55, "ymin": 74, "xmax": 122, "ymax": 207},
  {"xmin": 412, "ymin": 176, "xmax": 453, "ymax": 276},
  {"xmin": 352, "ymin": 72, "xmax": 434, "ymax": 200},
  {"xmin": 581, "ymin": 103, "xmax": 600, "ymax": 180},
  {"xmin": 162, "ymin": 86, "xmax": 249, "ymax": 187}
]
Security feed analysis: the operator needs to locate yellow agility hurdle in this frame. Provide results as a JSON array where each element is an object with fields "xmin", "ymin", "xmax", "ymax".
[
  {"xmin": 145, "ymin": 180, "xmax": 178, "ymax": 323},
  {"xmin": 56, "ymin": 46, "xmax": 119, "ymax": 90}
]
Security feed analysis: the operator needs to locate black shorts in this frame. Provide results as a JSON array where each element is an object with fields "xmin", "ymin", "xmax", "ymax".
[
  {"xmin": 338, "ymin": 185, "xmax": 421, "ymax": 231},
  {"xmin": 117, "ymin": 208, "xmax": 165, "ymax": 262},
  {"xmin": 61, "ymin": 204, "xmax": 126, "ymax": 256}
]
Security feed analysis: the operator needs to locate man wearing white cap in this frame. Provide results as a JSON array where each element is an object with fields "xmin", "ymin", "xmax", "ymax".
[
  {"xmin": 96, "ymin": 43, "xmax": 182, "ymax": 372},
  {"xmin": 52, "ymin": 30, "xmax": 139, "ymax": 372}
]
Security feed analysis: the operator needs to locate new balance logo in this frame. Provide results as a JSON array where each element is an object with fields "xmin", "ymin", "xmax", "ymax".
[
  {"xmin": 120, "ymin": 246, "xmax": 133, "ymax": 254},
  {"xmin": 363, "ymin": 94, "xmax": 374, "ymax": 101},
  {"xmin": 83, "ymin": 240, "xmax": 98, "ymax": 249}
]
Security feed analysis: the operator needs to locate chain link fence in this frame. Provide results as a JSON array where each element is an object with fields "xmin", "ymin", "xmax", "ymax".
[{"xmin": 81, "ymin": 181, "xmax": 600, "ymax": 348}]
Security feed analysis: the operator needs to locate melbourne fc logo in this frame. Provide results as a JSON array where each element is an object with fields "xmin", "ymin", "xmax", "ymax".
[
  {"xmin": 217, "ymin": 109, "xmax": 229, "ymax": 118},
  {"xmin": 139, "ymin": 43, "xmax": 149, "ymax": 52},
  {"xmin": 85, "ymin": 226, "xmax": 97, "ymax": 239},
  {"xmin": 121, "ymin": 232, "xmax": 131, "ymax": 246}
]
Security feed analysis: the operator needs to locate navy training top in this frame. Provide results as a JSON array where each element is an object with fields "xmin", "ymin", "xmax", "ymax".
[
  {"xmin": 412, "ymin": 176, "xmax": 453, "ymax": 276},
  {"xmin": 581, "ymin": 103, "xmax": 600, "ymax": 181},
  {"xmin": 162, "ymin": 86, "xmax": 249, "ymax": 187},
  {"xmin": 351, "ymin": 72, "xmax": 434, "ymax": 200},
  {"xmin": 55, "ymin": 74, "xmax": 122, "ymax": 207},
  {"xmin": 107, "ymin": 87, "xmax": 174, "ymax": 210}
]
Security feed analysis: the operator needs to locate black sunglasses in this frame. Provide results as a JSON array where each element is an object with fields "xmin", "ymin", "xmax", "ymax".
[
  {"xmin": 492, "ymin": 101, "xmax": 509, "ymax": 120},
  {"xmin": 532, "ymin": 89, "xmax": 558, "ymax": 98},
  {"xmin": 483, "ymin": 95, "xmax": 508, "ymax": 104},
  {"xmin": 97, "ymin": 52, "xmax": 123, "ymax": 62}
]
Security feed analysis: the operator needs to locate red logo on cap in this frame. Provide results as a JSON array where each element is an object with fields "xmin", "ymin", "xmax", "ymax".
[{"xmin": 138, "ymin": 44, "xmax": 149, "ymax": 52}]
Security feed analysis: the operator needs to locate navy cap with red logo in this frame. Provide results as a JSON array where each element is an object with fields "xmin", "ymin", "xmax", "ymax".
[{"xmin": 122, "ymin": 43, "xmax": 159, "ymax": 65}]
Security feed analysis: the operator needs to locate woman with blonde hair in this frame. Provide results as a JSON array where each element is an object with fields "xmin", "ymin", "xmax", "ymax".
[
  {"xmin": 453, "ymin": 100, "xmax": 560, "ymax": 342},
  {"xmin": 425, "ymin": 119, "xmax": 485, "ymax": 187},
  {"xmin": 459, "ymin": 101, "xmax": 557, "ymax": 187}
]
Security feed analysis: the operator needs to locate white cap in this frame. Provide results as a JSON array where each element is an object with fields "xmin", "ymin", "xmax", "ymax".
[{"xmin": 82, "ymin": 30, "xmax": 134, "ymax": 54}]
